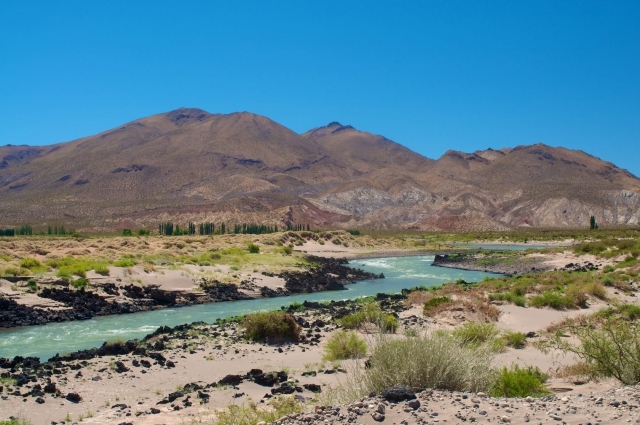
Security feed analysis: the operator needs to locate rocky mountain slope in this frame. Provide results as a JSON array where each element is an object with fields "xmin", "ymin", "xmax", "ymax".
[{"xmin": 1, "ymin": 108, "xmax": 639, "ymax": 231}]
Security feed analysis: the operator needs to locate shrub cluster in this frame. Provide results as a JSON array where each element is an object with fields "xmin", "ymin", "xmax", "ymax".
[
  {"xmin": 242, "ymin": 312, "xmax": 300, "ymax": 343},
  {"xmin": 323, "ymin": 330, "xmax": 367, "ymax": 360},
  {"xmin": 339, "ymin": 303, "xmax": 398, "ymax": 333}
]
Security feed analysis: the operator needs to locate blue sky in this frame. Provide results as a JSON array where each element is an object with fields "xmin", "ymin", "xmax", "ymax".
[{"xmin": 1, "ymin": 1, "xmax": 639, "ymax": 175}]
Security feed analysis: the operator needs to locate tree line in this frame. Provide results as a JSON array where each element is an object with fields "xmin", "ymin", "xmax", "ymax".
[{"xmin": 156, "ymin": 222, "xmax": 309, "ymax": 236}]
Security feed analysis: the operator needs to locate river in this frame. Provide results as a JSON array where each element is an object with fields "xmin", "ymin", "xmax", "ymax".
[{"xmin": 0, "ymin": 255, "xmax": 502, "ymax": 360}]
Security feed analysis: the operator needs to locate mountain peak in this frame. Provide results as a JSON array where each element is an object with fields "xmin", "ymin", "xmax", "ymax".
[{"xmin": 164, "ymin": 108, "xmax": 212, "ymax": 126}]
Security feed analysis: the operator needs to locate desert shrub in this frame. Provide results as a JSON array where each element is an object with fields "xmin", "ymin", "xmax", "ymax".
[
  {"xmin": 405, "ymin": 290, "xmax": 432, "ymax": 306},
  {"xmin": 585, "ymin": 282, "xmax": 607, "ymax": 300},
  {"xmin": 71, "ymin": 277, "xmax": 89, "ymax": 289},
  {"xmin": 2, "ymin": 267, "xmax": 21, "ymax": 277},
  {"xmin": 490, "ymin": 365, "xmax": 551, "ymax": 398},
  {"xmin": 323, "ymin": 331, "xmax": 367, "ymax": 360},
  {"xmin": 122, "ymin": 229, "xmax": 133, "ymax": 236},
  {"xmin": 529, "ymin": 291, "xmax": 575, "ymax": 309},
  {"xmin": 488, "ymin": 292, "xmax": 526, "ymax": 307},
  {"xmin": 93, "ymin": 264, "xmax": 110, "ymax": 276},
  {"xmin": 548, "ymin": 317, "xmax": 640, "ymax": 385},
  {"xmin": 452, "ymin": 322, "xmax": 501, "ymax": 348},
  {"xmin": 215, "ymin": 396, "xmax": 303, "ymax": 425},
  {"xmin": 565, "ymin": 285, "xmax": 588, "ymax": 308},
  {"xmin": 281, "ymin": 246, "xmax": 293, "ymax": 255},
  {"xmin": 601, "ymin": 276, "xmax": 614, "ymax": 286},
  {"xmin": 339, "ymin": 303, "xmax": 398, "ymax": 333},
  {"xmin": 501, "ymin": 331, "xmax": 527, "ymax": 349},
  {"xmin": 247, "ymin": 243, "xmax": 260, "ymax": 254},
  {"xmin": 618, "ymin": 304, "xmax": 640, "ymax": 320},
  {"xmin": 19, "ymin": 257, "xmax": 41, "ymax": 270},
  {"xmin": 114, "ymin": 259, "xmax": 136, "ymax": 267},
  {"xmin": 57, "ymin": 265, "xmax": 86, "ymax": 278},
  {"xmin": 353, "ymin": 332, "xmax": 495, "ymax": 395},
  {"xmin": 242, "ymin": 311, "xmax": 300, "ymax": 343},
  {"xmin": 423, "ymin": 296, "xmax": 451, "ymax": 315},
  {"xmin": 26, "ymin": 279, "xmax": 37, "ymax": 292}
]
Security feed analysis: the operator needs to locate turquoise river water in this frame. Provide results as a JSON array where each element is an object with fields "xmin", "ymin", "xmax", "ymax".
[{"xmin": 0, "ymin": 255, "xmax": 505, "ymax": 360}]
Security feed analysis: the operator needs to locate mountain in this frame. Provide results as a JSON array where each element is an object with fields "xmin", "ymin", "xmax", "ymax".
[{"xmin": 1, "ymin": 108, "xmax": 639, "ymax": 231}]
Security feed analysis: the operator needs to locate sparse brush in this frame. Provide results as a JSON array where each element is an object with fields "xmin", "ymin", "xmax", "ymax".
[
  {"xmin": 501, "ymin": 330, "xmax": 527, "ymax": 349},
  {"xmin": 545, "ymin": 317, "xmax": 640, "ymax": 385},
  {"xmin": 452, "ymin": 322, "xmax": 503, "ymax": 351},
  {"xmin": 215, "ymin": 397, "xmax": 303, "ymax": 425},
  {"xmin": 490, "ymin": 365, "xmax": 551, "ymax": 398},
  {"xmin": 585, "ymin": 281, "xmax": 607, "ymax": 300},
  {"xmin": 339, "ymin": 303, "xmax": 398, "ymax": 333},
  {"xmin": 336, "ymin": 332, "xmax": 496, "ymax": 400},
  {"xmin": 323, "ymin": 330, "xmax": 367, "ymax": 361},
  {"xmin": 422, "ymin": 296, "xmax": 451, "ymax": 316},
  {"xmin": 529, "ymin": 291, "xmax": 575, "ymax": 309}
]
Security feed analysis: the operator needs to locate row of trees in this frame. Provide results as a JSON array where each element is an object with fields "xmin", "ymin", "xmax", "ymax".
[
  {"xmin": 0, "ymin": 225, "xmax": 33, "ymax": 236},
  {"xmin": 157, "ymin": 222, "xmax": 309, "ymax": 236},
  {"xmin": 47, "ymin": 225, "xmax": 69, "ymax": 235}
]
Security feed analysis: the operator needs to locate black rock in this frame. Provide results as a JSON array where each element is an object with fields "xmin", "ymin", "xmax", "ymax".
[
  {"xmin": 35, "ymin": 397, "xmax": 45, "ymax": 404},
  {"xmin": 380, "ymin": 386, "xmax": 416, "ymax": 402},
  {"xmin": 218, "ymin": 374, "xmax": 244, "ymax": 387},
  {"xmin": 303, "ymin": 384, "xmax": 322, "ymax": 393},
  {"xmin": 114, "ymin": 361, "xmax": 129, "ymax": 373},
  {"xmin": 66, "ymin": 392, "xmax": 82, "ymax": 403}
]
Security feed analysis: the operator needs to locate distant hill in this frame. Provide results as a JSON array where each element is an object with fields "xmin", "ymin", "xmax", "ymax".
[{"xmin": 1, "ymin": 108, "xmax": 639, "ymax": 231}]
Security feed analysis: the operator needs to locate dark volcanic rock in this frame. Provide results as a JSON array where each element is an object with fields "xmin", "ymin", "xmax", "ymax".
[
  {"xmin": 66, "ymin": 392, "xmax": 82, "ymax": 403},
  {"xmin": 280, "ymin": 256, "xmax": 382, "ymax": 293},
  {"xmin": 381, "ymin": 386, "xmax": 416, "ymax": 402}
]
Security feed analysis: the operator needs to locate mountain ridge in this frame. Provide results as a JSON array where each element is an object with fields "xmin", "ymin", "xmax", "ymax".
[{"xmin": 1, "ymin": 108, "xmax": 638, "ymax": 231}]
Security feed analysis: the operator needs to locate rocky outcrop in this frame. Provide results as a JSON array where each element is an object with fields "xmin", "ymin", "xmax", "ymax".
[{"xmin": 279, "ymin": 256, "xmax": 383, "ymax": 293}]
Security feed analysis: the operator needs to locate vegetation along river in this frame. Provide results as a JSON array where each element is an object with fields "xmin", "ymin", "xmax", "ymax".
[{"xmin": 0, "ymin": 255, "xmax": 504, "ymax": 360}]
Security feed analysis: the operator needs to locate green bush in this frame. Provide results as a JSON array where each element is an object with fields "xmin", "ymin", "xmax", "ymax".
[
  {"xmin": 452, "ymin": 322, "xmax": 500, "ymax": 346},
  {"xmin": 57, "ymin": 265, "xmax": 86, "ymax": 278},
  {"xmin": 422, "ymin": 296, "xmax": 451, "ymax": 315},
  {"xmin": 618, "ymin": 304, "xmax": 640, "ymax": 320},
  {"xmin": 529, "ymin": 291, "xmax": 575, "ymax": 309},
  {"xmin": 19, "ymin": 257, "xmax": 41, "ymax": 270},
  {"xmin": 488, "ymin": 292, "xmax": 527, "ymax": 307},
  {"xmin": 26, "ymin": 279, "xmax": 37, "ymax": 292},
  {"xmin": 2, "ymin": 267, "xmax": 21, "ymax": 277},
  {"xmin": 323, "ymin": 331, "xmax": 367, "ymax": 360},
  {"xmin": 122, "ymin": 228, "xmax": 133, "ymax": 236},
  {"xmin": 339, "ymin": 303, "xmax": 398, "ymax": 333},
  {"xmin": 242, "ymin": 311, "xmax": 300, "ymax": 343},
  {"xmin": 548, "ymin": 318, "xmax": 640, "ymax": 385},
  {"xmin": 282, "ymin": 246, "xmax": 293, "ymax": 255},
  {"xmin": 114, "ymin": 259, "xmax": 136, "ymax": 267},
  {"xmin": 490, "ymin": 365, "xmax": 550, "ymax": 398},
  {"xmin": 501, "ymin": 331, "xmax": 527, "ymax": 349},
  {"xmin": 71, "ymin": 277, "xmax": 89, "ymax": 289},
  {"xmin": 93, "ymin": 264, "xmax": 110, "ymax": 276},
  {"xmin": 247, "ymin": 243, "xmax": 260, "ymax": 254},
  {"xmin": 350, "ymin": 332, "xmax": 496, "ymax": 396}
]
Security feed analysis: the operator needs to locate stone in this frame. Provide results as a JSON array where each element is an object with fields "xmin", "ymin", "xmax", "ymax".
[
  {"xmin": 65, "ymin": 392, "xmax": 81, "ymax": 403},
  {"xmin": 380, "ymin": 386, "xmax": 416, "ymax": 402}
]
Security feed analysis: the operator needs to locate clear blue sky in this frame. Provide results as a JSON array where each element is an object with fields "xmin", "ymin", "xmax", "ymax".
[{"xmin": 1, "ymin": 1, "xmax": 639, "ymax": 175}]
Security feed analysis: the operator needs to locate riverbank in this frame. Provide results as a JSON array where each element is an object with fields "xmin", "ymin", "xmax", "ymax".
[
  {"xmin": 2, "ymin": 281, "xmax": 637, "ymax": 425},
  {"xmin": 0, "ymin": 256, "xmax": 382, "ymax": 328}
]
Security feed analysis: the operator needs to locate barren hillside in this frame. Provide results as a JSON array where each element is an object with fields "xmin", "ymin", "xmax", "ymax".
[{"xmin": 1, "ymin": 108, "xmax": 638, "ymax": 231}]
